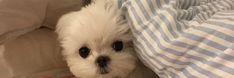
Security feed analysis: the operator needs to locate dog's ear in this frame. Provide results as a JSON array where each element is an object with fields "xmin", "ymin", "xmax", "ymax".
[{"xmin": 82, "ymin": 0, "xmax": 92, "ymax": 7}]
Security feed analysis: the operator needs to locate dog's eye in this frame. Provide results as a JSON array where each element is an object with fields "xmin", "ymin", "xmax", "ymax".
[
  {"xmin": 112, "ymin": 41, "xmax": 123, "ymax": 52},
  {"xmin": 79, "ymin": 46, "xmax": 90, "ymax": 58}
]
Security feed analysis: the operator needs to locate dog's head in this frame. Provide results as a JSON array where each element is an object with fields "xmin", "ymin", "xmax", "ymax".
[{"xmin": 56, "ymin": 1, "xmax": 137, "ymax": 78}]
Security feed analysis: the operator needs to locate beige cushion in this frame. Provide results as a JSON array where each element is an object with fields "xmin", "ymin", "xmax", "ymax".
[
  {"xmin": 0, "ymin": 0, "xmax": 48, "ymax": 44},
  {"xmin": 0, "ymin": 0, "xmax": 83, "ymax": 44},
  {"xmin": 43, "ymin": 0, "xmax": 82, "ymax": 29},
  {"xmin": 3, "ymin": 28, "xmax": 67, "ymax": 77},
  {"xmin": 0, "ymin": 45, "xmax": 12, "ymax": 78}
]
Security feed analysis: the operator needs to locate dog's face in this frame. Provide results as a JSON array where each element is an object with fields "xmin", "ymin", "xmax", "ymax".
[
  {"xmin": 65, "ymin": 28, "xmax": 136, "ymax": 78},
  {"xmin": 56, "ymin": 2, "xmax": 137, "ymax": 78}
]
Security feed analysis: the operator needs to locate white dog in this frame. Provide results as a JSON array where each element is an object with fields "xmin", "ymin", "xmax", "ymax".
[{"xmin": 56, "ymin": 0, "xmax": 158, "ymax": 78}]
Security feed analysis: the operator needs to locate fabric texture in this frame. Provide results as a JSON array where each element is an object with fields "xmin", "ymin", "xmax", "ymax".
[
  {"xmin": 120, "ymin": 0, "xmax": 234, "ymax": 78},
  {"xmin": 3, "ymin": 28, "xmax": 67, "ymax": 77},
  {"xmin": 0, "ymin": 0, "xmax": 48, "ymax": 44},
  {"xmin": 0, "ymin": 45, "xmax": 12, "ymax": 78},
  {"xmin": 21, "ymin": 68, "xmax": 74, "ymax": 78},
  {"xmin": 0, "ymin": 0, "xmax": 83, "ymax": 44},
  {"xmin": 43, "ymin": 0, "xmax": 82, "ymax": 29}
]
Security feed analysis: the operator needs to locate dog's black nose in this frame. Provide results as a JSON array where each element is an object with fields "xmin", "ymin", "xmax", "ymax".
[{"xmin": 96, "ymin": 56, "xmax": 110, "ymax": 68}]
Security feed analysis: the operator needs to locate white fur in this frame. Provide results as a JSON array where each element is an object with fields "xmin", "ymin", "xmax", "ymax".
[{"xmin": 56, "ymin": 0, "xmax": 157, "ymax": 78}]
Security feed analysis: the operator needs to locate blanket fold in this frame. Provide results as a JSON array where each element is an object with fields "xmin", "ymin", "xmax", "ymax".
[{"xmin": 120, "ymin": 0, "xmax": 234, "ymax": 77}]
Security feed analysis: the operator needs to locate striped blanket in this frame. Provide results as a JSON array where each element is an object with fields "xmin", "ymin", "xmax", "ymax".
[{"xmin": 119, "ymin": 0, "xmax": 234, "ymax": 78}]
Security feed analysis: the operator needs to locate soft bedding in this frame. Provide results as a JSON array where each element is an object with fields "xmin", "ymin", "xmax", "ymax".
[
  {"xmin": 0, "ymin": 0, "xmax": 82, "ymax": 44},
  {"xmin": 0, "ymin": 0, "xmax": 47, "ymax": 44},
  {"xmin": 2, "ymin": 28, "xmax": 68, "ymax": 78},
  {"xmin": 120, "ymin": 0, "xmax": 234, "ymax": 78}
]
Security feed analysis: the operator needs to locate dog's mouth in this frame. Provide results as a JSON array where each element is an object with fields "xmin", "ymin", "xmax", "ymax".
[
  {"xmin": 98, "ymin": 68, "xmax": 122, "ymax": 78},
  {"xmin": 96, "ymin": 56, "xmax": 111, "ymax": 75},
  {"xmin": 99, "ymin": 67, "xmax": 109, "ymax": 74}
]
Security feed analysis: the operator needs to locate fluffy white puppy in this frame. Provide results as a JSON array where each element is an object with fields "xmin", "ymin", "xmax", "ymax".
[{"xmin": 56, "ymin": 0, "xmax": 158, "ymax": 78}]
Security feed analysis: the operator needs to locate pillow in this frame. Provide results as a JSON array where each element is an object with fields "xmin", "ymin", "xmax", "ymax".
[
  {"xmin": 0, "ymin": 0, "xmax": 47, "ymax": 44},
  {"xmin": 42, "ymin": 0, "xmax": 83, "ymax": 29},
  {"xmin": 24, "ymin": 68, "xmax": 75, "ymax": 78},
  {"xmin": 3, "ymin": 28, "xmax": 67, "ymax": 77},
  {"xmin": 0, "ymin": 45, "xmax": 11, "ymax": 78}
]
